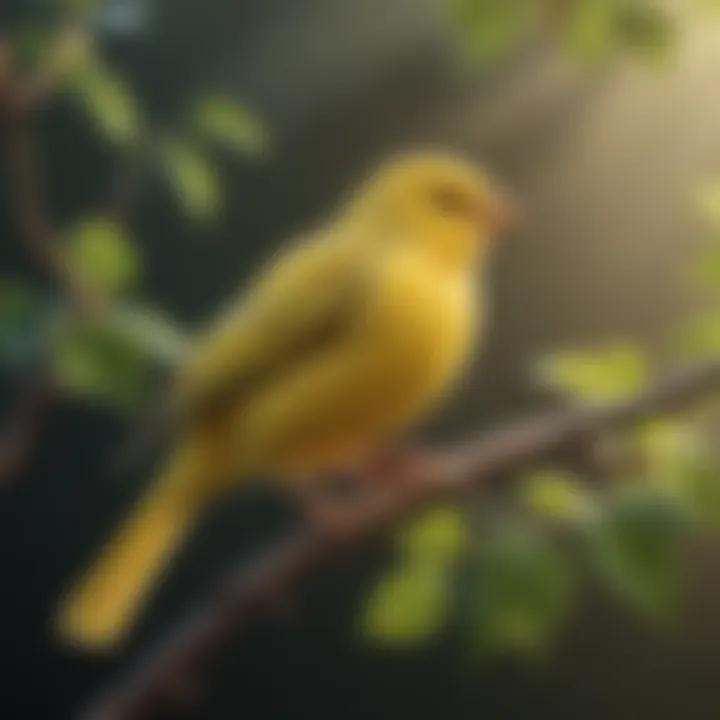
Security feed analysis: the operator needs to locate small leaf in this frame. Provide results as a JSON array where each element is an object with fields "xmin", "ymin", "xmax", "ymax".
[
  {"xmin": 193, "ymin": 97, "xmax": 268, "ymax": 155},
  {"xmin": 562, "ymin": 0, "xmax": 620, "ymax": 65},
  {"xmin": 470, "ymin": 526, "xmax": 572, "ymax": 657},
  {"xmin": 363, "ymin": 564, "xmax": 450, "ymax": 645},
  {"xmin": 447, "ymin": 0, "xmax": 535, "ymax": 64},
  {"xmin": 52, "ymin": 315, "xmax": 152, "ymax": 410},
  {"xmin": 71, "ymin": 58, "xmax": 140, "ymax": 148},
  {"xmin": 536, "ymin": 344, "xmax": 647, "ymax": 403},
  {"xmin": 633, "ymin": 419, "xmax": 699, "ymax": 491},
  {"xmin": 65, "ymin": 217, "xmax": 140, "ymax": 294},
  {"xmin": 0, "ymin": 280, "xmax": 52, "ymax": 365},
  {"xmin": 614, "ymin": 3, "xmax": 677, "ymax": 64},
  {"xmin": 159, "ymin": 138, "xmax": 222, "ymax": 223},
  {"xmin": 398, "ymin": 507, "xmax": 468, "ymax": 561},
  {"xmin": 521, "ymin": 471, "xmax": 593, "ymax": 523},
  {"xmin": 107, "ymin": 303, "xmax": 188, "ymax": 365},
  {"xmin": 47, "ymin": 28, "xmax": 94, "ymax": 83},
  {"xmin": 562, "ymin": 0, "xmax": 675, "ymax": 66},
  {"xmin": 590, "ymin": 487, "xmax": 688, "ymax": 625}
]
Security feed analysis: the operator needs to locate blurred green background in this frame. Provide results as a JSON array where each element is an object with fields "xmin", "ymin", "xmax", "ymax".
[{"xmin": 4, "ymin": 0, "xmax": 720, "ymax": 718}]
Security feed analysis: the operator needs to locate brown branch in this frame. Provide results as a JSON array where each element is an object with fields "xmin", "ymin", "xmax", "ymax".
[
  {"xmin": 0, "ymin": 26, "xmax": 133, "ymax": 484},
  {"xmin": 1, "ymin": 13, "xmax": 114, "ymax": 307},
  {"xmin": 0, "ymin": 33, "xmax": 98, "ymax": 486},
  {"xmin": 80, "ymin": 359, "xmax": 720, "ymax": 720},
  {"xmin": 3, "ymin": 111, "xmax": 101, "ymax": 312}
]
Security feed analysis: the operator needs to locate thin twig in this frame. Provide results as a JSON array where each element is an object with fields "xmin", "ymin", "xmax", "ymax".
[
  {"xmin": 1, "ymin": 20, "xmax": 103, "ymax": 311},
  {"xmin": 3, "ymin": 113, "xmax": 99, "ymax": 312},
  {"xmin": 0, "ymin": 26, "xmax": 135, "ymax": 485},
  {"xmin": 0, "ymin": 32, "xmax": 95, "ymax": 487},
  {"xmin": 80, "ymin": 360, "xmax": 720, "ymax": 720}
]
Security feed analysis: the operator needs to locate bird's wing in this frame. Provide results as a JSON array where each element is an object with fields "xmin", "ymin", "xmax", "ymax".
[{"xmin": 173, "ymin": 236, "xmax": 371, "ymax": 424}]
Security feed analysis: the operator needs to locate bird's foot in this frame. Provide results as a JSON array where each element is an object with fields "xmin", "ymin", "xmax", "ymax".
[{"xmin": 291, "ymin": 448, "xmax": 440, "ymax": 535}]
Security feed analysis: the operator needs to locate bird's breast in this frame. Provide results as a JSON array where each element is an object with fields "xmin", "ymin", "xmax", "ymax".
[
  {"xmin": 234, "ymin": 250, "xmax": 482, "ymax": 478},
  {"xmin": 356, "ymin": 253, "xmax": 480, "ymax": 409}
]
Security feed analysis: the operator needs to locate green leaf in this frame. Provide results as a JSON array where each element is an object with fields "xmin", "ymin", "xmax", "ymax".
[
  {"xmin": 47, "ymin": 27, "xmax": 94, "ymax": 81},
  {"xmin": 193, "ymin": 97, "xmax": 268, "ymax": 155},
  {"xmin": 536, "ymin": 344, "xmax": 647, "ymax": 403},
  {"xmin": 590, "ymin": 487, "xmax": 689, "ymax": 625},
  {"xmin": 71, "ymin": 58, "xmax": 140, "ymax": 148},
  {"xmin": 447, "ymin": 0, "xmax": 535, "ymax": 64},
  {"xmin": 363, "ymin": 507, "xmax": 467, "ymax": 645},
  {"xmin": 52, "ymin": 315, "xmax": 152, "ymax": 410},
  {"xmin": 0, "ymin": 280, "xmax": 52, "ymax": 365},
  {"xmin": 159, "ymin": 138, "xmax": 222, "ymax": 223},
  {"xmin": 521, "ymin": 471, "xmax": 593, "ymax": 523},
  {"xmin": 634, "ymin": 417, "xmax": 720, "ymax": 519},
  {"xmin": 614, "ymin": 3, "xmax": 677, "ymax": 64},
  {"xmin": 633, "ymin": 419, "xmax": 699, "ymax": 491},
  {"xmin": 107, "ymin": 303, "xmax": 188, "ymax": 365},
  {"xmin": 563, "ymin": 0, "xmax": 621, "ymax": 65},
  {"xmin": 65, "ymin": 217, "xmax": 140, "ymax": 295},
  {"xmin": 696, "ymin": 181, "xmax": 720, "ymax": 231},
  {"xmin": 562, "ymin": 0, "xmax": 675, "ymax": 66},
  {"xmin": 363, "ymin": 563, "xmax": 450, "ymax": 645},
  {"xmin": 470, "ymin": 526, "xmax": 572, "ymax": 657},
  {"xmin": 399, "ymin": 507, "xmax": 468, "ymax": 561},
  {"xmin": 51, "ymin": 299, "xmax": 186, "ymax": 408}
]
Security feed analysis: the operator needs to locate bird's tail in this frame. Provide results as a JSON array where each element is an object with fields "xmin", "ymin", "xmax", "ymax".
[{"xmin": 54, "ymin": 434, "xmax": 226, "ymax": 652}]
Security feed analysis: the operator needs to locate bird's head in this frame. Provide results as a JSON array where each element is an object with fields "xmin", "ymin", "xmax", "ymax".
[{"xmin": 344, "ymin": 151, "xmax": 518, "ymax": 269}]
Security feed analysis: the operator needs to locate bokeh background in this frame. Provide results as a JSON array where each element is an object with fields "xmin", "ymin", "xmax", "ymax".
[{"xmin": 4, "ymin": 0, "xmax": 720, "ymax": 718}]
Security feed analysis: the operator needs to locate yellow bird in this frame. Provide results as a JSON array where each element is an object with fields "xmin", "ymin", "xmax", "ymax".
[{"xmin": 54, "ymin": 150, "xmax": 516, "ymax": 651}]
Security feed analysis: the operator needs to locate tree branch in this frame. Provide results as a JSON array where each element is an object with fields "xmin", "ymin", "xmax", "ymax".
[
  {"xmin": 80, "ymin": 359, "xmax": 720, "ymax": 720},
  {"xmin": 0, "ymin": 27, "xmax": 132, "ymax": 485},
  {"xmin": 3, "ymin": 110, "xmax": 100, "ymax": 312},
  {"xmin": 0, "ymin": 34, "xmax": 96, "ymax": 486}
]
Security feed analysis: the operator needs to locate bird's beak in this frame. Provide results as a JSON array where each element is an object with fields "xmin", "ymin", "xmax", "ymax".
[{"xmin": 482, "ymin": 184, "xmax": 520, "ymax": 238}]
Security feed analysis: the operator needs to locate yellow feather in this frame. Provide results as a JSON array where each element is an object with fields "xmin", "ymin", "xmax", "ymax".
[
  {"xmin": 54, "ymin": 150, "xmax": 513, "ymax": 650},
  {"xmin": 55, "ymin": 431, "xmax": 230, "ymax": 651}
]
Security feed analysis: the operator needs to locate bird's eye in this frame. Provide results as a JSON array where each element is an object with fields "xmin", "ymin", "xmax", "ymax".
[{"xmin": 429, "ymin": 185, "xmax": 476, "ymax": 219}]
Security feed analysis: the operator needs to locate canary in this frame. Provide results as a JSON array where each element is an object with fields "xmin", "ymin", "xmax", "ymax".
[{"xmin": 54, "ymin": 150, "xmax": 516, "ymax": 651}]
